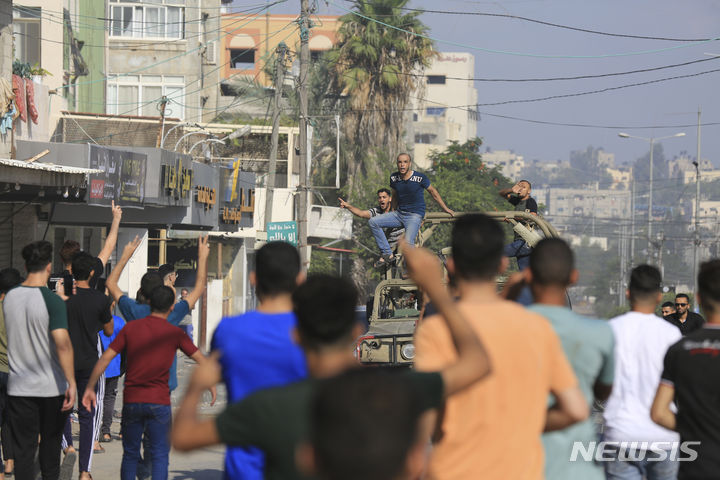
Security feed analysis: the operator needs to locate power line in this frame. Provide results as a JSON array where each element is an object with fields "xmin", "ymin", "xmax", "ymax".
[
  {"xmin": 477, "ymin": 67, "xmax": 720, "ymax": 106},
  {"xmin": 327, "ymin": 0, "xmax": 720, "ymax": 59},
  {"xmin": 386, "ymin": 4, "xmax": 714, "ymax": 42},
  {"xmin": 294, "ymin": 47, "xmax": 720, "ymax": 83}
]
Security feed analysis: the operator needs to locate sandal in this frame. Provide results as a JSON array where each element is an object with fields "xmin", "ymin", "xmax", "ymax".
[
  {"xmin": 93, "ymin": 445, "xmax": 105, "ymax": 454},
  {"xmin": 100, "ymin": 434, "xmax": 112, "ymax": 443}
]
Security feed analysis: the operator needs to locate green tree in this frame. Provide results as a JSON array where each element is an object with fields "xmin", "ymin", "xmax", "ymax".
[
  {"xmin": 324, "ymin": 0, "xmax": 434, "ymax": 197},
  {"xmin": 423, "ymin": 138, "xmax": 510, "ymax": 251}
]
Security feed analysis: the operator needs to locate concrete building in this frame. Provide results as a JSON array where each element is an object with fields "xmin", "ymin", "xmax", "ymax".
[
  {"xmin": 544, "ymin": 187, "xmax": 631, "ymax": 220},
  {"xmin": 669, "ymin": 153, "xmax": 714, "ymax": 183},
  {"xmin": 0, "ymin": 1, "xmax": 11, "ymax": 158},
  {"xmin": 12, "ymin": 0, "xmax": 69, "ymax": 141},
  {"xmin": 482, "ymin": 148, "xmax": 525, "ymax": 181},
  {"xmin": 411, "ymin": 52, "xmax": 478, "ymax": 169},
  {"xmin": 607, "ymin": 166, "xmax": 633, "ymax": 189},
  {"xmin": 220, "ymin": 13, "xmax": 340, "ymax": 88},
  {"xmin": 102, "ymin": 0, "xmax": 223, "ymax": 123}
]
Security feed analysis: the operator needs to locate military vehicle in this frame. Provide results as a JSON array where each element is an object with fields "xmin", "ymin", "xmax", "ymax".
[{"xmin": 355, "ymin": 211, "xmax": 561, "ymax": 367}]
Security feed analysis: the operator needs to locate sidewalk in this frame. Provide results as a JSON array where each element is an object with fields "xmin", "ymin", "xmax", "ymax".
[{"xmin": 65, "ymin": 354, "xmax": 227, "ymax": 479}]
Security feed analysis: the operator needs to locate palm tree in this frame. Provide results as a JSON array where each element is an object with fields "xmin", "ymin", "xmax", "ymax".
[{"xmin": 324, "ymin": 0, "xmax": 434, "ymax": 197}]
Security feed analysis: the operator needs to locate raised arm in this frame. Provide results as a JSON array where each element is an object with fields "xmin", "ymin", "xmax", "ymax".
[
  {"xmin": 51, "ymin": 328, "xmax": 76, "ymax": 412},
  {"xmin": 401, "ymin": 239, "xmax": 490, "ymax": 396},
  {"xmin": 97, "ymin": 201, "xmax": 123, "ymax": 266},
  {"xmin": 172, "ymin": 351, "xmax": 223, "ymax": 451},
  {"xmin": 184, "ymin": 236, "xmax": 210, "ymax": 310},
  {"xmin": 426, "ymin": 185, "xmax": 455, "ymax": 217},
  {"xmin": 106, "ymin": 236, "xmax": 141, "ymax": 303},
  {"xmin": 338, "ymin": 198, "xmax": 371, "ymax": 219}
]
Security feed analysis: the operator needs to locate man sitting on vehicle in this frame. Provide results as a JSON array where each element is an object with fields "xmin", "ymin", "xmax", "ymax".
[{"xmin": 339, "ymin": 188, "xmax": 404, "ymax": 253}]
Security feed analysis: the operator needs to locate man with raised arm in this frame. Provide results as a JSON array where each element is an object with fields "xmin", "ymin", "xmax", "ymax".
[
  {"xmin": 81, "ymin": 286, "xmax": 216, "ymax": 480},
  {"xmin": 339, "ymin": 188, "xmax": 404, "ymax": 252},
  {"xmin": 171, "ymin": 238, "xmax": 491, "ymax": 480},
  {"xmin": 368, "ymin": 153, "xmax": 454, "ymax": 268},
  {"xmin": 55, "ymin": 201, "xmax": 122, "ymax": 299}
]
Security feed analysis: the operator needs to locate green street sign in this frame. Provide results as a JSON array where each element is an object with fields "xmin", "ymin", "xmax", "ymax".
[{"xmin": 267, "ymin": 221, "xmax": 298, "ymax": 246}]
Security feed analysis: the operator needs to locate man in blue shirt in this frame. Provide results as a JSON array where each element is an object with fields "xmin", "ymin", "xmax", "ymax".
[
  {"xmin": 211, "ymin": 241, "xmax": 307, "ymax": 480},
  {"xmin": 526, "ymin": 238, "xmax": 614, "ymax": 480},
  {"xmin": 369, "ymin": 153, "xmax": 454, "ymax": 268}
]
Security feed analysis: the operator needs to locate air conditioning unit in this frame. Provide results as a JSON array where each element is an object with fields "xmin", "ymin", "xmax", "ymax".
[{"xmin": 203, "ymin": 41, "xmax": 217, "ymax": 65}]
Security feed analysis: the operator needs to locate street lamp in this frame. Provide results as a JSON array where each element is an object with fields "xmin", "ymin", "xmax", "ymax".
[{"xmin": 618, "ymin": 132, "xmax": 685, "ymax": 262}]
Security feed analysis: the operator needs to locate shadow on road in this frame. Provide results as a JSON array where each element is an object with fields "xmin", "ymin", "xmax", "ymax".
[{"xmin": 171, "ymin": 468, "xmax": 224, "ymax": 479}]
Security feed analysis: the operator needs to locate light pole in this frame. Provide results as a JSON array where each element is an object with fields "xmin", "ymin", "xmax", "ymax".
[{"xmin": 618, "ymin": 132, "xmax": 685, "ymax": 262}]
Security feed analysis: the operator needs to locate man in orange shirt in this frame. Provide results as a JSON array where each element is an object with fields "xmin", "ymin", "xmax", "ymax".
[{"xmin": 414, "ymin": 213, "xmax": 588, "ymax": 480}]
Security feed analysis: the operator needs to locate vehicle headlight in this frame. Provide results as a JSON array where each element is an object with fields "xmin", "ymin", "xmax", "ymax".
[{"xmin": 400, "ymin": 343, "xmax": 415, "ymax": 361}]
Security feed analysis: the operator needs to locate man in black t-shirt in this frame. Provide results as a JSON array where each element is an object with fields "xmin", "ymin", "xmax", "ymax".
[
  {"xmin": 664, "ymin": 293, "xmax": 705, "ymax": 335},
  {"xmin": 172, "ymin": 241, "xmax": 491, "ymax": 480},
  {"xmin": 499, "ymin": 180, "xmax": 538, "ymax": 271},
  {"xmin": 651, "ymin": 260, "xmax": 720, "ymax": 479},
  {"xmin": 54, "ymin": 201, "xmax": 122, "ymax": 299},
  {"xmin": 64, "ymin": 252, "xmax": 114, "ymax": 480}
]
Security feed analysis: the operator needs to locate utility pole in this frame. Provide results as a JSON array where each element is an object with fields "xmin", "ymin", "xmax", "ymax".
[
  {"xmin": 155, "ymin": 96, "xmax": 168, "ymax": 147},
  {"xmin": 297, "ymin": 0, "xmax": 311, "ymax": 271},
  {"xmin": 630, "ymin": 179, "xmax": 635, "ymax": 265},
  {"xmin": 693, "ymin": 107, "xmax": 702, "ymax": 299},
  {"xmin": 647, "ymin": 137, "xmax": 655, "ymax": 263},
  {"xmin": 264, "ymin": 42, "xmax": 288, "ymax": 230}
]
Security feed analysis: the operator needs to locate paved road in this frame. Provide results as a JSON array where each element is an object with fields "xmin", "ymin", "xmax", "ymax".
[{"xmin": 64, "ymin": 354, "xmax": 228, "ymax": 479}]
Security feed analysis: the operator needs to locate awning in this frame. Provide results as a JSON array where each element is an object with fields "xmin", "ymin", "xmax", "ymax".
[{"xmin": 0, "ymin": 158, "xmax": 102, "ymax": 187}]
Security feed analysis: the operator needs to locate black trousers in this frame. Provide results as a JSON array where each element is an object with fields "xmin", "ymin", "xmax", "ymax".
[
  {"xmin": 101, "ymin": 375, "xmax": 120, "ymax": 436},
  {"xmin": 0, "ymin": 372, "xmax": 13, "ymax": 468},
  {"xmin": 8, "ymin": 395, "xmax": 68, "ymax": 480}
]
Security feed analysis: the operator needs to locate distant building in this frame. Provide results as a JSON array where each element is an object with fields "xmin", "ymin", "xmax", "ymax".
[
  {"xmin": 606, "ymin": 166, "xmax": 633, "ymax": 189},
  {"xmin": 411, "ymin": 52, "xmax": 478, "ymax": 169},
  {"xmin": 543, "ymin": 188, "xmax": 631, "ymax": 222},
  {"xmin": 482, "ymin": 148, "xmax": 525, "ymax": 180},
  {"xmin": 669, "ymin": 153, "xmax": 714, "ymax": 183},
  {"xmin": 597, "ymin": 149, "xmax": 615, "ymax": 169}
]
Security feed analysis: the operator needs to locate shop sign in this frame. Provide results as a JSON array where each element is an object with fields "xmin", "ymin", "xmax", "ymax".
[
  {"xmin": 88, "ymin": 145, "xmax": 146, "ymax": 207},
  {"xmin": 195, "ymin": 185, "xmax": 217, "ymax": 210}
]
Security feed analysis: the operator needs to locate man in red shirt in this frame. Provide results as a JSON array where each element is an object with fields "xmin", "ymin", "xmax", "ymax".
[{"xmin": 81, "ymin": 286, "xmax": 216, "ymax": 480}]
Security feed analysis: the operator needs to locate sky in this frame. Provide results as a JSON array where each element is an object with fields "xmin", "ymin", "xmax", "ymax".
[{"xmin": 235, "ymin": 0, "xmax": 720, "ymax": 168}]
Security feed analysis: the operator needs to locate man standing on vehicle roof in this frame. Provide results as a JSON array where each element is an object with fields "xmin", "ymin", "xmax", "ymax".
[{"xmin": 368, "ymin": 153, "xmax": 454, "ymax": 269}]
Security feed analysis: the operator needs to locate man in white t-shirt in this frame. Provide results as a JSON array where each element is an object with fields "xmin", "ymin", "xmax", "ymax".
[{"xmin": 603, "ymin": 264, "xmax": 681, "ymax": 480}]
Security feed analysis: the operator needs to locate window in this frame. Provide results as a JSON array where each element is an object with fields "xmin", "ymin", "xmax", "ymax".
[
  {"xmin": 107, "ymin": 75, "xmax": 185, "ymax": 119},
  {"xmin": 13, "ymin": 7, "xmax": 41, "ymax": 66},
  {"xmin": 414, "ymin": 133, "xmax": 437, "ymax": 145},
  {"xmin": 310, "ymin": 50, "xmax": 323, "ymax": 62},
  {"xmin": 230, "ymin": 49, "xmax": 255, "ymax": 70},
  {"xmin": 109, "ymin": 0, "xmax": 184, "ymax": 39},
  {"xmin": 427, "ymin": 75, "xmax": 446, "ymax": 84},
  {"xmin": 425, "ymin": 107, "xmax": 446, "ymax": 116}
]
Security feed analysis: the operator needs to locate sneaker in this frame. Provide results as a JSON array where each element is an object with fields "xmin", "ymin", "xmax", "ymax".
[{"xmin": 373, "ymin": 255, "xmax": 395, "ymax": 269}]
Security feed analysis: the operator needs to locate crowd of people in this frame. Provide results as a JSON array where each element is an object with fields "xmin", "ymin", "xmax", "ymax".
[{"xmin": 0, "ymin": 157, "xmax": 717, "ymax": 480}]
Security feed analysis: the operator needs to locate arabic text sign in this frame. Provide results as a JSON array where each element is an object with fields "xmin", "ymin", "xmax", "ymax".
[
  {"xmin": 88, "ymin": 145, "xmax": 146, "ymax": 207},
  {"xmin": 268, "ymin": 221, "xmax": 298, "ymax": 247}
]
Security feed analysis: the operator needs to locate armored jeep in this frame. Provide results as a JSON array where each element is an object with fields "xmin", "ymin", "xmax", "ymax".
[{"xmin": 355, "ymin": 211, "xmax": 561, "ymax": 367}]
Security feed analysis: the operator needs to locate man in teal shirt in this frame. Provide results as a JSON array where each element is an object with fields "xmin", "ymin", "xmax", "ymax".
[{"xmin": 527, "ymin": 238, "xmax": 615, "ymax": 480}]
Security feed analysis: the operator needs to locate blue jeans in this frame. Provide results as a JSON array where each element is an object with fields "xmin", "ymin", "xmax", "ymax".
[
  {"xmin": 121, "ymin": 403, "xmax": 171, "ymax": 480},
  {"xmin": 604, "ymin": 447, "xmax": 679, "ymax": 480},
  {"xmin": 504, "ymin": 239, "xmax": 532, "ymax": 271},
  {"xmin": 369, "ymin": 210, "xmax": 423, "ymax": 256}
]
